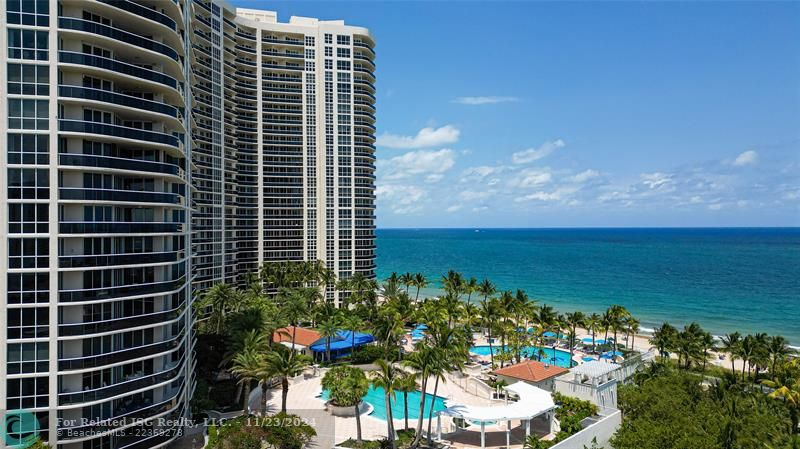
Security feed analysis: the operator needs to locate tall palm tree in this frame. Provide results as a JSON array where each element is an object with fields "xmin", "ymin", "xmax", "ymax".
[
  {"xmin": 278, "ymin": 288, "xmax": 312, "ymax": 352},
  {"xmin": 564, "ymin": 311, "xmax": 586, "ymax": 367},
  {"xmin": 395, "ymin": 371, "xmax": 417, "ymax": 431},
  {"xmin": 441, "ymin": 270, "xmax": 464, "ymax": 297},
  {"xmin": 370, "ymin": 360, "xmax": 400, "ymax": 449},
  {"xmin": 403, "ymin": 345, "xmax": 435, "ymax": 448},
  {"xmin": 699, "ymin": 331, "xmax": 717, "ymax": 376},
  {"xmin": 399, "ymin": 272, "xmax": 414, "ymax": 294},
  {"xmin": 478, "ymin": 278, "xmax": 496, "ymax": 303},
  {"xmin": 624, "ymin": 316, "xmax": 640, "ymax": 350},
  {"xmin": 719, "ymin": 332, "xmax": 742, "ymax": 374},
  {"xmin": 464, "ymin": 277, "xmax": 479, "ymax": 306},
  {"xmin": 768, "ymin": 335, "xmax": 792, "ymax": 378},
  {"xmin": 341, "ymin": 313, "xmax": 364, "ymax": 357},
  {"xmin": 585, "ymin": 313, "xmax": 602, "ymax": 353},
  {"xmin": 322, "ymin": 365, "xmax": 370, "ymax": 443},
  {"xmin": 739, "ymin": 334, "xmax": 757, "ymax": 379},
  {"xmin": 534, "ymin": 305, "xmax": 557, "ymax": 361},
  {"xmin": 412, "ymin": 273, "xmax": 428, "ymax": 303},
  {"xmin": 760, "ymin": 359, "xmax": 800, "ymax": 435},
  {"xmin": 261, "ymin": 350, "xmax": 311, "ymax": 414},
  {"xmin": 196, "ymin": 283, "xmax": 238, "ymax": 334},
  {"xmin": 479, "ymin": 298, "xmax": 499, "ymax": 367},
  {"xmin": 650, "ymin": 322, "xmax": 678, "ymax": 361},
  {"xmin": 318, "ymin": 315, "xmax": 341, "ymax": 363},
  {"xmin": 229, "ymin": 347, "xmax": 263, "ymax": 412},
  {"xmin": 607, "ymin": 305, "xmax": 630, "ymax": 353}
]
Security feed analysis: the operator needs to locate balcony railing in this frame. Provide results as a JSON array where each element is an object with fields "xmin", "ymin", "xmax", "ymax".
[
  {"xmin": 58, "ymin": 51, "xmax": 178, "ymax": 89},
  {"xmin": 59, "ymin": 188, "xmax": 182, "ymax": 205},
  {"xmin": 58, "ymin": 333, "xmax": 185, "ymax": 371},
  {"xmin": 59, "ymin": 119, "xmax": 181, "ymax": 148},
  {"xmin": 59, "ymin": 153, "xmax": 183, "ymax": 177},
  {"xmin": 59, "ymin": 251, "xmax": 182, "ymax": 268},
  {"xmin": 58, "ymin": 276, "xmax": 187, "ymax": 303},
  {"xmin": 58, "ymin": 17, "xmax": 179, "ymax": 62},
  {"xmin": 59, "ymin": 85, "xmax": 182, "ymax": 119},
  {"xmin": 97, "ymin": 0, "xmax": 177, "ymax": 31}
]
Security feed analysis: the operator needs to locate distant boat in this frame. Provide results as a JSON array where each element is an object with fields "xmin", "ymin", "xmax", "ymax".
[{"xmin": 474, "ymin": 229, "xmax": 480, "ymax": 233}]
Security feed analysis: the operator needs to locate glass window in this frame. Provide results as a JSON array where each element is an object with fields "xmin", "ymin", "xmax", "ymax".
[
  {"xmin": 7, "ymin": 168, "xmax": 49, "ymax": 199},
  {"xmin": 6, "ymin": 0, "xmax": 49, "ymax": 26},
  {"xmin": 7, "ymin": 307, "xmax": 49, "ymax": 339},
  {"xmin": 8, "ymin": 238, "xmax": 49, "ymax": 269},
  {"xmin": 7, "ymin": 272, "xmax": 49, "ymax": 304},
  {"xmin": 7, "ymin": 63, "xmax": 49, "ymax": 95},
  {"xmin": 7, "ymin": 133, "xmax": 49, "ymax": 164},
  {"xmin": 7, "ymin": 29, "xmax": 48, "ymax": 60},
  {"xmin": 8, "ymin": 99, "xmax": 48, "ymax": 129},
  {"xmin": 7, "ymin": 342, "xmax": 49, "ymax": 374},
  {"xmin": 8, "ymin": 203, "xmax": 48, "ymax": 234}
]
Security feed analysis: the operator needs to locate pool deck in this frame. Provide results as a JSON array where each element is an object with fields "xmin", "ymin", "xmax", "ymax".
[{"xmin": 250, "ymin": 369, "xmax": 535, "ymax": 447}]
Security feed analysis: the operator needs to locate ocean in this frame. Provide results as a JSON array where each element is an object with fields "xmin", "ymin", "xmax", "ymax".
[{"xmin": 375, "ymin": 228, "xmax": 800, "ymax": 344}]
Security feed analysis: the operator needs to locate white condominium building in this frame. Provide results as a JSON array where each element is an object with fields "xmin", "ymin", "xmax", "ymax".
[{"xmin": 0, "ymin": 0, "xmax": 375, "ymax": 447}]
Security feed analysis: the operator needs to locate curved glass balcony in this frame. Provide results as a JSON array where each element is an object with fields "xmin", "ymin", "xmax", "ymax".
[
  {"xmin": 58, "ymin": 359, "xmax": 185, "ymax": 405},
  {"xmin": 59, "ymin": 120, "xmax": 181, "ymax": 148},
  {"xmin": 58, "ymin": 333, "xmax": 185, "ymax": 371},
  {"xmin": 58, "ymin": 383, "xmax": 186, "ymax": 439},
  {"xmin": 59, "ymin": 86, "xmax": 182, "ymax": 119},
  {"xmin": 59, "ymin": 188, "xmax": 182, "ymax": 204},
  {"xmin": 59, "ymin": 154, "xmax": 183, "ymax": 177},
  {"xmin": 59, "ymin": 306, "xmax": 185, "ymax": 337},
  {"xmin": 59, "ymin": 222, "xmax": 182, "ymax": 234},
  {"xmin": 59, "ymin": 251, "xmax": 182, "ymax": 268},
  {"xmin": 59, "ymin": 276, "xmax": 187, "ymax": 303},
  {"xmin": 58, "ymin": 52, "xmax": 178, "ymax": 90},
  {"xmin": 58, "ymin": 17, "xmax": 178, "ymax": 61},
  {"xmin": 97, "ymin": 0, "xmax": 177, "ymax": 31}
]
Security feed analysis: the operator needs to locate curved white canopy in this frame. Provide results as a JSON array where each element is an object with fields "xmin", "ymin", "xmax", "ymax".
[{"xmin": 438, "ymin": 382, "xmax": 555, "ymax": 422}]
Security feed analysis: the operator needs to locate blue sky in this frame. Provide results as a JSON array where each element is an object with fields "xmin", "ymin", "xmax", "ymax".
[{"xmin": 236, "ymin": 1, "xmax": 800, "ymax": 228}]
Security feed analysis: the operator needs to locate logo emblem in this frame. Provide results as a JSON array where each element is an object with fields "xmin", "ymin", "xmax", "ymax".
[{"xmin": 3, "ymin": 410, "xmax": 40, "ymax": 448}]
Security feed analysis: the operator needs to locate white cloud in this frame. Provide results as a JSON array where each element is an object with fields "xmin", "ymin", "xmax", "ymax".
[
  {"xmin": 567, "ymin": 169, "xmax": 600, "ymax": 184},
  {"xmin": 472, "ymin": 206, "xmax": 489, "ymax": 212},
  {"xmin": 445, "ymin": 204, "xmax": 462, "ymax": 213},
  {"xmin": 733, "ymin": 150, "xmax": 758, "ymax": 166},
  {"xmin": 376, "ymin": 184, "xmax": 426, "ymax": 214},
  {"xmin": 511, "ymin": 168, "xmax": 553, "ymax": 188},
  {"xmin": 514, "ymin": 186, "xmax": 580, "ymax": 203},
  {"xmin": 511, "ymin": 140, "xmax": 565, "ymax": 165},
  {"xmin": 690, "ymin": 196, "xmax": 704, "ymax": 204},
  {"xmin": 452, "ymin": 96, "xmax": 520, "ymax": 105},
  {"xmin": 425, "ymin": 174, "xmax": 444, "ymax": 183},
  {"xmin": 377, "ymin": 125, "xmax": 460, "ymax": 149},
  {"xmin": 708, "ymin": 203, "xmax": 723, "ymax": 211},
  {"xmin": 382, "ymin": 149, "xmax": 456, "ymax": 180},
  {"xmin": 640, "ymin": 172, "xmax": 673, "ymax": 190},
  {"xmin": 460, "ymin": 190, "xmax": 494, "ymax": 201}
]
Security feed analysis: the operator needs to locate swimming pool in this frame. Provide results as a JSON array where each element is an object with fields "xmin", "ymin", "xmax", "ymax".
[
  {"xmin": 321, "ymin": 385, "xmax": 447, "ymax": 421},
  {"xmin": 469, "ymin": 345, "xmax": 573, "ymax": 368}
]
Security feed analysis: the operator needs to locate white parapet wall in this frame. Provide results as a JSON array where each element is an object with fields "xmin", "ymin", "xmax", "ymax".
[{"xmin": 549, "ymin": 409, "xmax": 622, "ymax": 449}]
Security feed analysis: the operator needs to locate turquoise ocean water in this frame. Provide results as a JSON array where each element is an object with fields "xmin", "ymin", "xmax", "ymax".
[{"xmin": 376, "ymin": 228, "xmax": 800, "ymax": 345}]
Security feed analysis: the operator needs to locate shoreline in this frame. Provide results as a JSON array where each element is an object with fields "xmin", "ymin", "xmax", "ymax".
[{"xmin": 391, "ymin": 285, "xmax": 799, "ymax": 348}]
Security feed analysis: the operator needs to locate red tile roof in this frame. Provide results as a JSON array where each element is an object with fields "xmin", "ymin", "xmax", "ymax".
[
  {"xmin": 273, "ymin": 326, "xmax": 321, "ymax": 347},
  {"xmin": 492, "ymin": 360, "xmax": 569, "ymax": 383}
]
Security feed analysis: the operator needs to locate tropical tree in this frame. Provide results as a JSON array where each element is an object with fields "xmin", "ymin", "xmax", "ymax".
[
  {"xmin": 322, "ymin": 365, "xmax": 370, "ymax": 443},
  {"xmin": 399, "ymin": 272, "xmax": 414, "ymax": 294},
  {"xmin": 478, "ymin": 278, "xmax": 496, "ymax": 303},
  {"xmin": 412, "ymin": 273, "xmax": 428, "ymax": 303},
  {"xmin": 229, "ymin": 347, "xmax": 263, "ymax": 413},
  {"xmin": 479, "ymin": 298, "xmax": 500, "ymax": 367},
  {"xmin": 318, "ymin": 315, "xmax": 341, "ymax": 363},
  {"xmin": 585, "ymin": 313, "xmax": 602, "ymax": 353},
  {"xmin": 262, "ymin": 349, "xmax": 311, "ymax": 414},
  {"xmin": 768, "ymin": 335, "xmax": 793, "ymax": 378},
  {"xmin": 761, "ymin": 359, "xmax": 800, "ymax": 435},
  {"xmin": 403, "ymin": 345, "xmax": 436, "ymax": 448},
  {"xmin": 698, "ymin": 331, "xmax": 717, "ymax": 376},
  {"xmin": 396, "ymin": 371, "xmax": 417, "ymax": 431},
  {"xmin": 341, "ymin": 314, "xmax": 364, "ymax": 357},
  {"xmin": 464, "ymin": 277, "xmax": 479, "ymax": 306},
  {"xmin": 370, "ymin": 360, "xmax": 400, "ymax": 449},
  {"xmin": 565, "ymin": 311, "xmax": 586, "ymax": 367},
  {"xmin": 719, "ymin": 332, "xmax": 743, "ymax": 374},
  {"xmin": 195, "ymin": 283, "xmax": 240, "ymax": 334}
]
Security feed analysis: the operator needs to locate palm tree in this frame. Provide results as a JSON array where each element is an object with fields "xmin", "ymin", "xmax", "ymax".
[
  {"xmin": 322, "ymin": 365, "xmax": 371, "ymax": 443},
  {"xmin": 534, "ymin": 305, "xmax": 557, "ymax": 361},
  {"xmin": 760, "ymin": 359, "xmax": 799, "ymax": 435},
  {"xmin": 261, "ymin": 349, "xmax": 311, "ymax": 414},
  {"xmin": 278, "ymin": 288, "xmax": 312, "ymax": 352},
  {"xmin": 739, "ymin": 334, "xmax": 757, "ymax": 379},
  {"xmin": 699, "ymin": 331, "xmax": 717, "ymax": 376},
  {"xmin": 565, "ymin": 311, "xmax": 586, "ymax": 367},
  {"xmin": 399, "ymin": 272, "xmax": 414, "ymax": 294},
  {"xmin": 464, "ymin": 277, "xmax": 479, "ymax": 306},
  {"xmin": 768, "ymin": 335, "xmax": 792, "ymax": 378},
  {"xmin": 585, "ymin": 313, "xmax": 602, "ymax": 353},
  {"xmin": 341, "ymin": 313, "xmax": 364, "ymax": 357},
  {"xmin": 478, "ymin": 278, "xmax": 496, "ymax": 303},
  {"xmin": 318, "ymin": 316, "xmax": 341, "ymax": 363},
  {"xmin": 719, "ymin": 332, "xmax": 742, "ymax": 374},
  {"xmin": 441, "ymin": 270, "xmax": 464, "ymax": 297},
  {"xmin": 395, "ymin": 371, "xmax": 417, "ymax": 431},
  {"xmin": 229, "ymin": 348, "xmax": 263, "ymax": 412},
  {"xmin": 195, "ymin": 283, "xmax": 238, "ymax": 334},
  {"xmin": 650, "ymin": 322, "xmax": 678, "ymax": 361},
  {"xmin": 607, "ymin": 305, "xmax": 630, "ymax": 353},
  {"xmin": 403, "ymin": 345, "xmax": 435, "ymax": 448},
  {"xmin": 370, "ymin": 360, "xmax": 400, "ymax": 449},
  {"xmin": 412, "ymin": 273, "xmax": 428, "ymax": 303},
  {"xmin": 624, "ymin": 316, "xmax": 640, "ymax": 350},
  {"xmin": 479, "ymin": 298, "xmax": 499, "ymax": 367}
]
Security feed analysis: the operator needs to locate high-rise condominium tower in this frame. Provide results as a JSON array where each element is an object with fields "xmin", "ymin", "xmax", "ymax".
[{"xmin": 0, "ymin": 0, "xmax": 375, "ymax": 447}]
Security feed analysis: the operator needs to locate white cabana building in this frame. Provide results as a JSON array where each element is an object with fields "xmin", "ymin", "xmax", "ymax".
[{"xmin": 436, "ymin": 382, "xmax": 557, "ymax": 449}]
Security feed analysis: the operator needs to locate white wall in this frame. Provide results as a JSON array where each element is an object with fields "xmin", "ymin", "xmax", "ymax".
[{"xmin": 549, "ymin": 409, "xmax": 621, "ymax": 449}]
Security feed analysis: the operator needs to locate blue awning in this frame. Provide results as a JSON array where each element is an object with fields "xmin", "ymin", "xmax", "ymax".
[{"xmin": 310, "ymin": 330, "xmax": 375, "ymax": 352}]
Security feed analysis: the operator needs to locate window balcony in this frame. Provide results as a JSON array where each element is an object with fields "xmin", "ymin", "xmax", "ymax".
[
  {"xmin": 58, "ymin": 333, "xmax": 185, "ymax": 371},
  {"xmin": 58, "ymin": 85, "xmax": 183, "ymax": 120},
  {"xmin": 59, "ymin": 119, "xmax": 182, "ymax": 148},
  {"xmin": 59, "ymin": 251, "xmax": 183, "ymax": 269},
  {"xmin": 58, "ymin": 276, "xmax": 187, "ymax": 303},
  {"xmin": 59, "ymin": 51, "xmax": 179, "ymax": 90},
  {"xmin": 97, "ymin": 0, "xmax": 177, "ymax": 32},
  {"xmin": 58, "ymin": 17, "xmax": 179, "ymax": 62},
  {"xmin": 59, "ymin": 153, "xmax": 183, "ymax": 177},
  {"xmin": 59, "ymin": 188, "xmax": 182, "ymax": 205}
]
